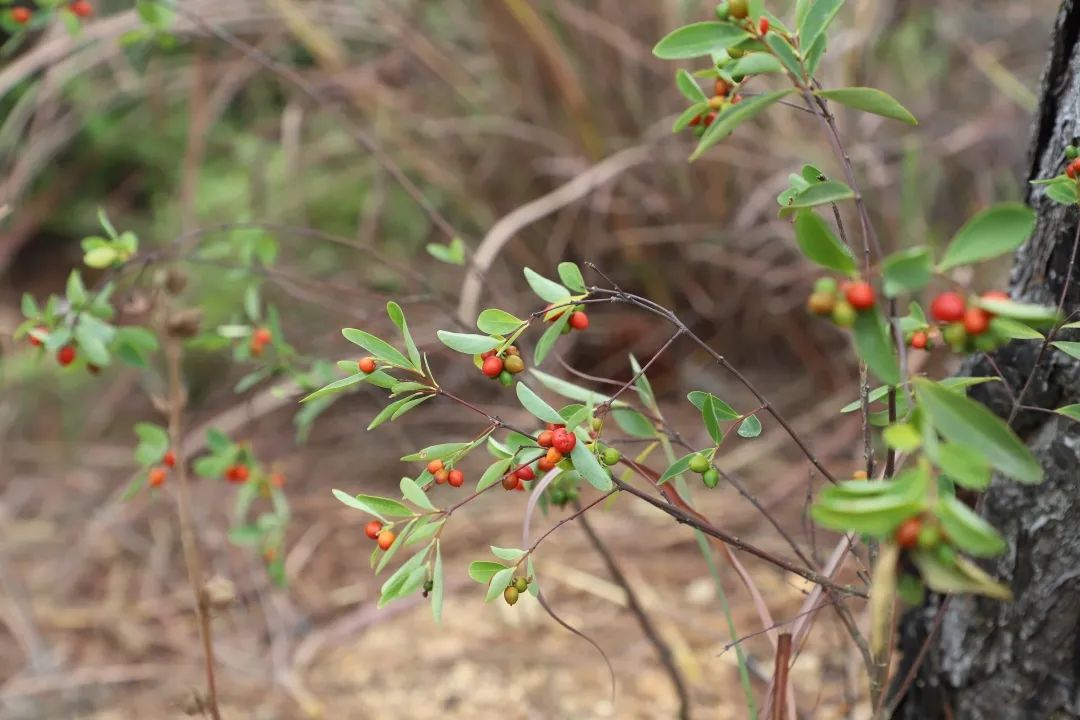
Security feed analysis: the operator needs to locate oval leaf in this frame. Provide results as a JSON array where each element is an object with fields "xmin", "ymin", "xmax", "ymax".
[
  {"xmin": 938, "ymin": 203, "xmax": 1036, "ymax": 271},
  {"xmin": 653, "ymin": 21, "xmax": 752, "ymax": 60},
  {"xmin": 934, "ymin": 496, "xmax": 1006, "ymax": 557},
  {"xmin": 436, "ymin": 331, "xmax": 501, "ymax": 355},
  {"xmin": 814, "ymin": 86, "xmax": 917, "ymax": 125},
  {"xmin": 853, "ymin": 308, "xmax": 901, "ymax": 385},
  {"xmin": 793, "ymin": 210, "xmax": 858, "ymax": 275}
]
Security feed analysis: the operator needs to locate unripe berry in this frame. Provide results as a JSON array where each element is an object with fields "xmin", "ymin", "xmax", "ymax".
[
  {"xmin": 545, "ymin": 447, "xmax": 563, "ymax": 465},
  {"xmin": 1068, "ymin": 145, "xmax": 1080, "ymax": 160},
  {"xmin": 365, "ymin": 520, "xmax": 383, "ymax": 539},
  {"xmin": 814, "ymin": 277, "xmax": 838, "ymax": 295},
  {"xmin": 516, "ymin": 465, "xmax": 535, "ymax": 481},
  {"xmin": 602, "ymin": 447, "xmax": 621, "ymax": 466},
  {"xmin": 758, "ymin": 17, "xmax": 769, "ymax": 34},
  {"xmin": 552, "ymin": 427, "xmax": 577, "ymax": 454},
  {"xmin": 504, "ymin": 354, "xmax": 525, "ymax": 374},
  {"xmin": 929, "ymin": 292, "xmax": 966, "ymax": 323},
  {"xmin": 895, "ymin": 517, "xmax": 922, "ymax": 550},
  {"xmin": 963, "ymin": 307, "xmax": 991, "ymax": 336},
  {"xmin": 942, "ymin": 322, "xmax": 967, "ymax": 349},
  {"xmin": 11, "ymin": 7, "xmax": 31, "ymax": 23},
  {"xmin": 569, "ymin": 311, "xmax": 589, "ymax": 331},
  {"xmin": 715, "ymin": 1, "xmax": 730, "ymax": 19},
  {"xmin": 729, "ymin": 0, "xmax": 748, "ymax": 19},
  {"xmin": 70, "ymin": 1, "xmax": 93, "ymax": 17},
  {"xmin": 513, "ymin": 576, "xmax": 529, "ymax": 593},
  {"xmin": 506, "ymin": 345, "xmax": 520, "ymax": 356},
  {"xmin": 831, "ymin": 301, "xmax": 856, "ymax": 328},
  {"xmin": 503, "ymin": 585, "xmax": 520, "ymax": 606},
  {"xmin": 148, "ymin": 467, "xmax": 167, "ymax": 487},
  {"xmin": 537, "ymin": 430, "xmax": 554, "ymax": 448},
  {"xmin": 502, "ymin": 474, "xmax": 518, "ymax": 491},
  {"xmin": 448, "ymin": 469, "xmax": 464, "ymax": 487},
  {"xmin": 498, "ymin": 369, "xmax": 514, "ymax": 387},
  {"xmin": 163, "ymin": 451, "xmax": 177, "ymax": 468},
  {"xmin": 702, "ymin": 468, "xmax": 719, "ymax": 488},
  {"xmin": 807, "ymin": 291, "xmax": 836, "ymax": 316},
  {"xmin": 910, "ymin": 331, "xmax": 928, "ymax": 350},
  {"xmin": 482, "ymin": 355, "xmax": 504, "ymax": 378},
  {"xmin": 358, "ymin": 356, "xmax": 376, "ymax": 374},
  {"xmin": 427, "ymin": 459, "xmax": 444, "ymax": 475},
  {"xmin": 434, "ymin": 469, "xmax": 449, "ymax": 485},
  {"xmin": 936, "ymin": 544, "xmax": 957, "ymax": 565},
  {"xmin": 377, "ymin": 529, "xmax": 396, "ymax": 550},
  {"xmin": 688, "ymin": 454, "xmax": 710, "ymax": 474},
  {"xmin": 917, "ymin": 525, "xmax": 941, "ymax": 550},
  {"xmin": 845, "ymin": 281, "xmax": 875, "ymax": 311},
  {"xmin": 57, "ymin": 345, "xmax": 76, "ymax": 366},
  {"xmin": 708, "ymin": 95, "xmax": 725, "ymax": 110}
]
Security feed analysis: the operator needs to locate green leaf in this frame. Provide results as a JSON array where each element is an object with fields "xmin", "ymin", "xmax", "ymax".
[
  {"xmin": 528, "ymin": 368, "xmax": 617, "ymax": 406},
  {"xmin": 932, "ymin": 442, "xmax": 991, "ymax": 490},
  {"xmin": 612, "ymin": 408, "xmax": 655, "ymax": 438},
  {"xmin": 342, "ymin": 328, "xmax": 412, "ymax": 368},
  {"xmin": 491, "ymin": 546, "xmax": 526, "ymax": 563},
  {"xmin": 533, "ymin": 310, "xmax": 571, "ymax": 365},
  {"xmin": 469, "ymin": 561, "xmax": 505, "ymax": 584},
  {"xmin": 477, "ymin": 458, "xmax": 513, "ymax": 491},
  {"xmin": 431, "ymin": 543, "xmax": 445, "ymax": 623},
  {"xmin": 779, "ymin": 181, "xmax": 854, "ymax": 217},
  {"xmin": 1055, "ymin": 404, "xmax": 1080, "ymax": 421},
  {"xmin": 659, "ymin": 452, "xmax": 698, "ymax": 485},
  {"xmin": 692, "ymin": 89, "xmax": 794, "ymax": 160},
  {"xmin": 805, "ymin": 30, "xmax": 828, "ymax": 76},
  {"xmin": 66, "ymin": 270, "xmax": 88, "ymax": 307},
  {"xmin": 386, "ymin": 302, "xmax": 422, "ymax": 370},
  {"xmin": 840, "ymin": 384, "xmax": 893, "ymax": 412},
  {"xmin": 812, "ymin": 467, "xmax": 928, "ymax": 534},
  {"xmin": 477, "ymin": 309, "xmax": 524, "ymax": 335},
  {"xmin": 764, "ymin": 33, "xmax": 803, "ymax": 80},
  {"xmin": 75, "ymin": 324, "xmax": 110, "ymax": 366},
  {"xmin": 938, "ymin": 203, "xmax": 1036, "ymax": 271},
  {"xmin": 675, "ymin": 69, "xmax": 709, "ymax": 103},
  {"xmin": 673, "ymin": 103, "xmax": 708, "ymax": 133},
  {"xmin": 1052, "ymin": 341, "xmax": 1080, "ymax": 360},
  {"xmin": 523, "ymin": 267, "xmax": 571, "ymax": 303},
  {"xmin": 436, "ymin": 331, "xmax": 501, "ymax": 355},
  {"xmin": 629, "ymin": 354, "xmax": 656, "ymax": 407},
  {"xmin": 737, "ymin": 415, "xmax": 762, "ymax": 438},
  {"xmin": 379, "ymin": 547, "xmax": 428, "ymax": 606},
  {"xmin": 729, "ymin": 52, "xmax": 783, "ymax": 76},
  {"xmin": 799, "ymin": 0, "xmax": 844, "ymax": 58},
  {"xmin": 975, "ymin": 297, "xmax": 1058, "ymax": 325},
  {"xmin": 400, "ymin": 477, "xmax": 436, "ymax": 511},
  {"xmin": 426, "ymin": 237, "xmax": 466, "ymax": 265},
  {"xmin": 914, "ymin": 378, "xmax": 1042, "ymax": 484},
  {"xmin": 300, "ymin": 373, "xmax": 367, "ymax": 403},
  {"xmin": 84, "ymin": 246, "xmax": 118, "ymax": 269},
  {"xmin": 990, "ymin": 317, "xmax": 1044, "ymax": 340},
  {"xmin": 368, "ymin": 395, "xmax": 419, "ymax": 430},
  {"xmin": 1042, "ymin": 177, "xmax": 1079, "ymax": 205},
  {"xmin": 911, "ymin": 551, "xmax": 1010, "ymax": 600},
  {"xmin": 401, "ymin": 443, "xmax": 471, "ymax": 463},
  {"xmin": 653, "ymin": 21, "xmax": 752, "ymax": 59},
  {"xmin": 331, "ymin": 490, "xmax": 412, "ymax": 520},
  {"xmin": 883, "ymin": 423, "xmax": 921, "ymax": 451},
  {"xmin": 390, "ymin": 394, "xmax": 432, "ymax": 421},
  {"xmin": 935, "ymin": 496, "xmax": 1006, "ymax": 557},
  {"xmin": 793, "ymin": 210, "xmax": 858, "ymax": 275},
  {"xmin": 687, "ymin": 391, "xmax": 740, "ymax": 420},
  {"xmin": 375, "ymin": 518, "xmax": 417, "ymax": 574},
  {"xmin": 570, "ymin": 439, "xmax": 614, "ymax": 491},
  {"xmin": 485, "ymin": 567, "xmax": 516, "ymax": 602},
  {"xmin": 228, "ymin": 524, "xmax": 264, "ymax": 547},
  {"xmin": 882, "ymin": 246, "xmax": 932, "ymax": 297},
  {"xmin": 853, "ymin": 308, "xmax": 900, "ymax": 385},
  {"xmin": 814, "ymin": 86, "xmax": 916, "ymax": 125},
  {"xmin": 701, "ymin": 395, "xmax": 723, "ymax": 444},
  {"xmin": 516, "ymin": 383, "xmax": 566, "ymax": 425},
  {"xmin": 557, "ymin": 262, "xmax": 587, "ymax": 293}
]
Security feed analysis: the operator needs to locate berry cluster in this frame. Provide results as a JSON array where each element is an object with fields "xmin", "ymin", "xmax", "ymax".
[
  {"xmin": 502, "ymin": 575, "xmax": 530, "ymax": 606},
  {"xmin": 925, "ymin": 290, "xmax": 1009, "ymax": 352},
  {"xmin": 688, "ymin": 453, "xmax": 720, "ymax": 488},
  {"xmin": 249, "ymin": 327, "xmax": 272, "ymax": 357},
  {"xmin": 10, "ymin": 2, "xmax": 92, "ymax": 25},
  {"xmin": 806, "ymin": 277, "xmax": 875, "ymax": 327},
  {"xmin": 544, "ymin": 304, "xmax": 589, "ymax": 334},
  {"xmin": 427, "ymin": 459, "xmax": 466, "ymax": 488},
  {"xmin": 480, "ymin": 345, "xmax": 526, "ymax": 387},
  {"xmin": 1066, "ymin": 144, "xmax": 1080, "ymax": 179},
  {"xmin": 148, "ymin": 450, "xmax": 177, "ymax": 488},
  {"xmin": 27, "ymin": 326, "xmax": 100, "ymax": 372},
  {"xmin": 365, "ymin": 520, "xmax": 396, "ymax": 550}
]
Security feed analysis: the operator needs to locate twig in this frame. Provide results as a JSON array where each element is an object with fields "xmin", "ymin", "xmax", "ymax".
[{"xmin": 772, "ymin": 633, "xmax": 793, "ymax": 720}]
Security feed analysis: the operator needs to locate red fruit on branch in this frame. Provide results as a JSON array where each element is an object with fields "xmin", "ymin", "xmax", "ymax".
[
  {"xmin": 516, "ymin": 465, "xmax": 535, "ymax": 481},
  {"xmin": 427, "ymin": 459, "xmax": 444, "ymax": 475},
  {"xmin": 434, "ymin": 469, "xmax": 449, "ymax": 485},
  {"xmin": 896, "ymin": 517, "xmax": 922, "ymax": 549},
  {"xmin": 758, "ymin": 17, "xmax": 770, "ymax": 34},
  {"xmin": 29, "ymin": 327, "xmax": 46, "ymax": 347},
  {"xmin": 482, "ymin": 355, "xmax": 504, "ymax": 378},
  {"xmin": 551, "ymin": 427, "xmax": 577, "ymax": 454},
  {"xmin": 963, "ymin": 307, "xmax": 991, "ymax": 335},
  {"xmin": 910, "ymin": 331, "xmax": 928, "ymax": 350},
  {"xmin": 270, "ymin": 472, "xmax": 285, "ymax": 488},
  {"xmin": 569, "ymin": 311, "xmax": 589, "ymax": 330},
  {"xmin": 57, "ymin": 345, "xmax": 76, "ymax": 366},
  {"xmin": 982, "ymin": 290, "xmax": 1010, "ymax": 302},
  {"xmin": 703, "ymin": 111, "xmax": 718, "ymax": 126},
  {"xmin": 537, "ymin": 457, "xmax": 555, "ymax": 472},
  {"xmin": 253, "ymin": 327, "xmax": 272, "ymax": 345},
  {"xmin": 715, "ymin": 78, "xmax": 731, "ymax": 96},
  {"xmin": 844, "ymin": 281, "xmax": 875, "ymax": 311},
  {"xmin": 481, "ymin": 349, "xmax": 496, "ymax": 359},
  {"xmin": 365, "ymin": 521, "xmax": 383, "ymax": 539},
  {"xmin": 448, "ymin": 469, "xmax": 464, "ymax": 487},
  {"xmin": 11, "ymin": 7, "xmax": 31, "ymax": 24},
  {"xmin": 929, "ymin": 292, "xmax": 966, "ymax": 323},
  {"xmin": 70, "ymin": 1, "xmax": 93, "ymax": 17},
  {"xmin": 545, "ymin": 447, "xmax": 563, "ymax": 465},
  {"xmin": 225, "ymin": 464, "xmax": 249, "ymax": 483},
  {"xmin": 377, "ymin": 530, "xmax": 396, "ymax": 550},
  {"xmin": 358, "ymin": 356, "xmax": 376, "ymax": 374},
  {"xmin": 537, "ymin": 430, "xmax": 554, "ymax": 448},
  {"xmin": 163, "ymin": 451, "xmax": 177, "ymax": 468},
  {"xmin": 502, "ymin": 474, "xmax": 518, "ymax": 491},
  {"xmin": 148, "ymin": 467, "xmax": 167, "ymax": 487}
]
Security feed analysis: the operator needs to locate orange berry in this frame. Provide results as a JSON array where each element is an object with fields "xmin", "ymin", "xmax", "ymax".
[
  {"xmin": 253, "ymin": 327, "xmax": 272, "ymax": 345},
  {"xmin": 226, "ymin": 464, "xmax": 249, "ymax": 483},
  {"xmin": 434, "ymin": 469, "xmax": 449, "ymax": 485},
  {"xmin": 853, "ymin": 470, "xmax": 868, "ymax": 480},
  {"xmin": 163, "ymin": 451, "xmax": 177, "ymax": 468},
  {"xmin": 148, "ymin": 467, "xmax": 167, "ymax": 487},
  {"xmin": 502, "ymin": 474, "xmax": 518, "ymax": 491},
  {"xmin": 448, "ymin": 469, "xmax": 464, "ymax": 487},
  {"xmin": 545, "ymin": 447, "xmax": 563, "ymax": 465},
  {"xmin": 569, "ymin": 311, "xmax": 589, "ymax": 331},
  {"xmin": 845, "ymin": 281, "xmax": 875, "ymax": 311},
  {"xmin": 482, "ymin": 355, "xmax": 504, "ymax": 378},
  {"xmin": 963, "ymin": 307, "xmax": 991, "ymax": 336},
  {"xmin": 543, "ymin": 303, "xmax": 566, "ymax": 322},
  {"xmin": 427, "ymin": 459, "xmax": 444, "ymax": 475},
  {"xmin": 537, "ymin": 457, "xmax": 555, "ymax": 472},
  {"xmin": 11, "ymin": 7, "xmax": 30, "ymax": 24},
  {"xmin": 365, "ymin": 520, "xmax": 383, "ymax": 539},
  {"xmin": 895, "ymin": 517, "xmax": 922, "ymax": 550},
  {"xmin": 703, "ymin": 111, "xmax": 717, "ymax": 126},
  {"xmin": 537, "ymin": 430, "xmax": 554, "ymax": 448},
  {"xmin": 270, "ymin": 472, "xmax": 285, "ymax": 488},
  {"xmin": 377, "ymin": 530, "xmax": 396, "ymax": 551},
  {"xmin": 56, "ymin": 345, "xmax": 76, "ymax": 366},
  {"xmin": 910, "ymin": 331, "xmax": 928, "ymax": 350},
  {"xmin": 70, "ymin": 0, "xmax": 92, "ymax": 17},
  {"xmin": 358, "ymin": 356, "xmax": 376, "ymax": 374},
  {"xmin": 714, "ymin": 78, "xmax": 731, "ymax": 97}
]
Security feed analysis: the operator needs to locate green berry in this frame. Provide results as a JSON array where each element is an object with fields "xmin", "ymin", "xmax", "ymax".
[
  {"xmin": 730, "ymin": 72, "xmax": 745, "ymax": 82},
  {"xmin": 498, "ymin": 370, "xmax": 514, "ymax": 387},
  {"xmin": 602, "ymin": 447, "xmax": 621, "ymax": 466},
  {"xmin": 714, "ymin": 1, "xmax": 729, "ymax": 19},
  {"xmin": 942, "ymin": 322, "xmax": 967, "ymax": 350},
  {"xmin": 513, "ymin": 576, "xmax": 529, "ymax": 593},
  {"xmin": 504, "ymin": 586, "xmax": 519, "ymax": 606},
  {"xmin": 702, "ymin": 468, "xmax": 719, "ymax": 488},
  {"xmin": 916, "ymin": 525, "xmax": 941, "ymax": 550},
  {"xmin": 814, "ymin": 277, "xmax": 838, "ymax": 295},
  {"xmin": 551, "ymin": 489, "xmax": 566, "ymax": 505},
  {"xmin": 688, "ymin": 454, "xmax": 710, "ymax": 474},
  {"xmin": 591, "ymin": 417, "xmax": 603, "ymax": 432},
  {"xmin": 973, "ymin": 332, "xmax": 999, "ymax": 352},
  {"xmin": 1067, "ymin": 145, "xmax": 1079, "ymax": 160},
  {"xmin": 831, "ymin": 300, "xmax": 856, "ymax": 328},
  {"xmin": 727, "ymin": 48, "xmax": 745, "ymax": 59}
]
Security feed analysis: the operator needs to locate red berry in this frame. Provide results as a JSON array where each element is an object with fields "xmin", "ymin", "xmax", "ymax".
[
  {"xmin": 427, "ymin": 459, "xmax": 444, "ymax": 475},
  {"xmin": 552, "ymin": 427, "xmax": 577, "ymax": 454},
  {"xmin": 358, "ymin": 356, "xmax": 376, "ymax": 374},
  {"xmin": 844, "ymin": 281, "xmax": 875, "ymax": 311},
  {"xmin": 481, "ymin": 349, "xmax": 496, "ymax": 359},
  {"xmin": 758, "ymin": 17, "xmax": 770, "ymax": 34},
  {"xmin": 148, "ymin": 467, "xmax": 167, "ymax": 487},
  {"xmin": 448, "ymin": 469, "xmax": 464, "ymax": 487},
  {"xmin": 253, "ymin": 327, "xmax": 272, "ymax": 345},
  {"xmin": 482, "ymin": 355, "xmax": 504, "ymax": 378},
  {"xmin": 11, "ymin": 7, "xmax": 30, "ymax": 24},
  {"xmin": 365, "ymin": 520, "xmax": 383, "ymax": 539},
  {"xmin": 731, "ymin": 94, "xmax": 743, "ymax": 104},
  {"xmin": 28, "ymin": 326, "xmax": 46, "ymax": 347},
  {"xmin": 910, "ymin": 331, "xmax": 928, "ymax": 350},
  {"xmin": 1067, "ymin": 163, "xmax": 1077, "ymax": 179},
  {"xmin": 70, "ymin": 0, "xmax": 92, "ymax": 17},
  {"xmin": 56, "ymin": 345, "xmax": 76, "ymax": 366},
  {"xmin": 543, "ymin": 303, "xmax": 566, "ymax": 322},
  {"xmin": 963, "ymin": 307, "xmax": 991, "ymax": 336},
  {"xmin": 377, "ymin": 530, "xmax": 396, "ymax": 550},
  {"xmin": 929, "ymin": 292, "xmax": 966, "ymax": 323},
  {"xmin": 714, "ymin": 78, "xmax": 731, "ymax": 97},
  {"xmin": 516, "ymin": 478, "xmax": 526, "ymax": 491},
  {"xmin": 434, "ymin": 469, "xmax": 449, "ymax": 485},
  {"xmin": 163, "ymin": 451, "xmax": 176, "ymax": 468},
  {"xmin": 1071, "ymin": 158, "xmax": 1080, "ymax": 178},
  {"xmin": 703, "ymin": 111, "xmax": 717, "ymax": 126},
  {"xmin": 982, "ymin": 290, "xmax": 1009, "ymax": 302},
  {"xmin": 569, "ymin": 311, "xmax": 589, "ymax": 331},
  {"xmin": 270, "ymin": 472, "xmax": 285, "ymax": 488},
  {"xmin": 516, "ymin": 465, "xmax": 535, "ymax": 481},
  {"xmin": 688, "ymin": 114, "xmax": 703, "ymax": 127},
  {"xmin": 226, "ymin": 464, "xmax": 249, "ymax": 483},
  {"xmin": 895, "ymin": 517, "xmax": 922, "ymax": 550},
  {"xmin": 502, "ymin": 474, "xmax": 518, "ymax": 491},
  {"xmin": 537, "ymin": 457, "xmax": 555, "ymax": 472}
]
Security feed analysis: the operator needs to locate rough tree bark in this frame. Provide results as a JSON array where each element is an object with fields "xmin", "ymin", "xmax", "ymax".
[{"xmin": 892, "ymin": 2, "xmax": 1080, "ymax": 718}]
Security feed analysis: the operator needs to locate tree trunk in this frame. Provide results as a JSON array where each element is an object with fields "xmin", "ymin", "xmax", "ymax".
[{"xmin": 892, "ymin": 2, "xmax": 1080, "ymax": 718}]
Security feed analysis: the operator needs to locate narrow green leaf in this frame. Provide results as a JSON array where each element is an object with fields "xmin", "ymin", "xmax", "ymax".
[
  {"xmin": 533, "ymin": 310, "xmax": 571, "ymax": 365},
  {"xmin": 342, "ymin": 328, "xmax": 412, "ymax": 368},
  {"xmin": 436, "ymin": 331, "xmax": 501, "ymax": 355},
  {"xmin": 653, "ymin": 21, "xmax": 751, "ymax": 59},
  {"xmin": 300, "ymin": 373, "xmax": 367, "ymax": 403},
  {"xmin": 331, "ymin": 490, "xmax": 412, "ymax": 520},
  {"xmin": 729, "ymin": 52, "xmax": 783, "ymax": 76},
  {"xmin": 935, "ymin": 496, "xmax": 1006, "ymax": 557},
  {"xmin": 673, "ymin": 103, "xmax": 708, "ymax": 133},
  {"xmin": 516, "ymin": 383, "xmax": 566, "ymax": 424},
  {"xmin": 400, "ymin": 477, "xmax": 436, "ymax": 511},
  {"xmin": 975, "ymin": 297, "xmax": 1059, "ymax": 325},
  {"xmin": 401, "ymin": 442, "xmax": 471, "ymax": 463},
  {"xmin": 659, "ymin": 452, "xmax": 698, "ymax": 485},
  {"xmin": 793, "ymin": 210, "xmax": 858, "ymax": 275},
  {"xmin": 989, "ymin": 317, "xmax": 1044, "ymax": 340},
  {"xmin": 701, "ymin": 395, "xmax": 723, "ymax": 444},
  {"xmin": 687, "ymin": 391, "xmax": 740, "ymax": 420},
  {"xmin": 1055, "ymin": 404, "xmax": 1080, "ymax": 421},
  {"xmin": 523, "ymin": 267, "xmax": 571, "ymax": 303},
  {"xmin": 692, "ymin": 89, "xmax": 793, "ymax": 160},
  {"xmin": 853, "ymin": 308, "xmax": 901, "ymax": 385},
  {"xmin": 386, "ymin": 301, "xmax": 422, "ymax": 370},
  {"xmin": 764, "ymin": 33, "xmax": 803, "ymax": 79},
  {"xmin": 431, "ymin": 542, "xmax": 444, "ymax": 623},
  {"xmin": 557, "ymin": 262, "xmax": 587, "ymax": 293},
  {"xmin": 779, "ymin": 181, "xmax": 854, "ymax": 217},
  {"xmin": 66, "ymin": 270, "xmax": 88, "ymax": 307},
  {"xmin": 911, "ymin": 551, "xmax": 1011, "ymax": 600},
  {"xmin": 932, "ymin": 442, "xmax": 991, "ymax": 490},
  {"xmin": 814, "ymin": 86, "xmax": 917, "ymax": 125},
  {"xmin": 368, "ymin": 396, "xmax": 417, "ymax": 430},
  {"xmin": 799, "ymin": 0, "xmax": 844, "ymax": 57},
  {"xmin": 491, "ymin": 546, "xmax": 526, "ymax": 563},
  {"xmin": 1052, "ymin": 341, "xmax": 1080, "ymax": 360},
  {"xmin": 883, "ymin": 423, "xmax": 921, "ymax": 451},
  {"xmin": 389, "ymin": 394, "xmax": 432, "ymax": 421},
  {"xmin": 529, "ymin": 368, "xmax": 616, "ymax": 406},
  {"xmin": 485, "ymin": 567, "xmax": 516, "ymax": 602},
  {"xmin": 477, "ymin": 309, "xmax": 524, "ymax": 335},
  {"xmin": 938, "ymin": 203, "xmax": 1036, "ymax": 271},
  {"xmin": 612, "ymin": 408, "xmax": 655, "ymax": 438}
]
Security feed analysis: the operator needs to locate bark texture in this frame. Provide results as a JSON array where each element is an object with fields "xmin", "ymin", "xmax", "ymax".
[{"xmin": 892, "ymin": 3, "xmax": 1080, "ymax": 718}]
